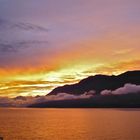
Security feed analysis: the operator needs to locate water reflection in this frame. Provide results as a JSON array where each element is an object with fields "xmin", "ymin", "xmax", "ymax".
[{"xmin": 0, "ymin": 108, "xmax": 140, "ymax": 140}]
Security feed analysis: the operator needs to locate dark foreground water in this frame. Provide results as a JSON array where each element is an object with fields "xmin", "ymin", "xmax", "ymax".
[{"xmin": 0, "ymin": 108, "xmax": 140, "ymax": 140}]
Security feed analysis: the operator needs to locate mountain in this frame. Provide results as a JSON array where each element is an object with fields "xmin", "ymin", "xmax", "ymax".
[
  {"xmin": 28, "ymin": 70, "xmax": 140, "ymax": 108},
  {"xmin": 48, "ymin": 70, "xmax": 140, "ymax": 95}
]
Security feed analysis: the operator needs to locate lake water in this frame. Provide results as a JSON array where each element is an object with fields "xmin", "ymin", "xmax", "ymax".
[{"xmin": 0, "ymin": 108, "xmax": 140, "ymax": 140}]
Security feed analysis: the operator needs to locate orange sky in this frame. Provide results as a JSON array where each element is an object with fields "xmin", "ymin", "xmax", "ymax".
[{"xmin": 0, "ymin": 0, "xmax": 140, "ymax": 97}]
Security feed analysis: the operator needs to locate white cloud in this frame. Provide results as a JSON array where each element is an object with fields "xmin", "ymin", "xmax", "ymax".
[{"xmin": 101, "ymin": 84, "xmax": 140, "ymax": 95}]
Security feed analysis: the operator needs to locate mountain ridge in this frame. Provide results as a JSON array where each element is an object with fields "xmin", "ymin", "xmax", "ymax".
[{"xmin": 48, "ymin": 70, "xmax": 140, "ymax": 95}]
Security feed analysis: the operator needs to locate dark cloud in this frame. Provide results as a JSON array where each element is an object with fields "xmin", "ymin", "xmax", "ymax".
[
  {"xmin": 0, "ymin": 18, "xmax": 48, "ymax": 54},
  {"xmin": 0, "ymin": 40, "xmax": 48, "ymax": 53},
  {"xmin": 0, "ymin": 18, "xmax": 48, "ymax": 32},
  {"xmin": 0, "ymin": 42, "xmax": 16, "ymax": 52}
]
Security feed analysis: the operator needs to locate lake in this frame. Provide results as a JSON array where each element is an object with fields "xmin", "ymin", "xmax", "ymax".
[{"xmin": 0, "ymin": 108, "xmax": 140, "ymax": 140}]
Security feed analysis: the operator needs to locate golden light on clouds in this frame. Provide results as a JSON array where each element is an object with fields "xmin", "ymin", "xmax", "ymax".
[
  {"xmin": 0, "ymin": 59, "xmax": 140, "ymax": 97},
  {"xmin": 0, "ymin": 0, "xmax": 139, "ymax": 97}
]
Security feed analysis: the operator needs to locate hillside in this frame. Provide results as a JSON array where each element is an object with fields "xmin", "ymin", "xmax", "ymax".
[{"xmin": 48, "ymin": 70, "xmax": 140, "ymax": 95}]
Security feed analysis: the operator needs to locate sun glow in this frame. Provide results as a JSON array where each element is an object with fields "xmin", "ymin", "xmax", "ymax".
[{"xmin": 0, "ymin": 57, "xmax": 140, "ymax": 98}]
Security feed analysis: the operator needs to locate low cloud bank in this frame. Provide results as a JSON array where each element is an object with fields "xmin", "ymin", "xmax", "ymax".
[
  {"xmin": 101, "ymin": 84, "xmax": 140, "ymax": 95},
  {"xmin": 0, "ymin": 84, "xmax": 140, "ymax": 107},
  {"xmin": 0, "ymin": 91, "xmax": 95, "ymax": 107}
]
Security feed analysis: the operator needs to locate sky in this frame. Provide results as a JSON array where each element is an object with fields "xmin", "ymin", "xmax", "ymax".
[{"xmin": 0, "ymin": 0, "xmax": 140, "ymax": 97}]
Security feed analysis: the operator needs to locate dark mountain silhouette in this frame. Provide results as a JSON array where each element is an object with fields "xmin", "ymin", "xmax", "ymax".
[
  {"xmin": 28, "ymin": 70, "xmax": 140, "ymax": 108},
  {"xmin": 48, "ymin": 70, "xmax": 140, "ymax": 95}
]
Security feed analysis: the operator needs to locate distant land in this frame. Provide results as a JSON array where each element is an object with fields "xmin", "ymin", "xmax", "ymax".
[
  {"xmin": 29, "ymin": 70, "xmax": 140, "ymax": 108},
  {"xmin": 48, "ymin": 70, "xmax": 140, "ymax": 95}
]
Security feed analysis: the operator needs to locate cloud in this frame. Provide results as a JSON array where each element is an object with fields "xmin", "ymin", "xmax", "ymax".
[
  {"xmin": 0, "ymin": 96, "xmax": 34, "ymax": 107},
  {"xmin": 0, "ymin": 18, "xmax": 48, "ymax": 32},
  {"xmin": 0, "ymin": 91, "xmax": 95, "ymax": 107},
  {"xmin": 94, "ymin": 60, "xmax": 140, "ymax": 75},
  {"xmin": 0, "ymin": 40, "xmax": 48, "ymax": 53},
  {"xmin": 0, "ymin": 18, "xmax": 48, "ymax": 53},
  {"xmin": 101, "ymin": 84, "xmax": 140, "ymax": 95},
  {"xmin": 0, "ymin": 42, "xmax": 16, "ymax": 52},
  {"xmin": 100, "ymin": 90, "xmax": 112, "ymax": 95}
]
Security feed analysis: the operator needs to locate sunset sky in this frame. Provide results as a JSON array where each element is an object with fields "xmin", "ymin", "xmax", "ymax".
[{"xmin": 0, "ymin": 0, "xmax": 140, "ymax": 97}]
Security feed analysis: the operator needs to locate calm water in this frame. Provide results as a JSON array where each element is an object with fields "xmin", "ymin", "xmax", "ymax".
[{"xmin": 0, "ymin": 108, "xmax": 140, "ymax": 140}]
